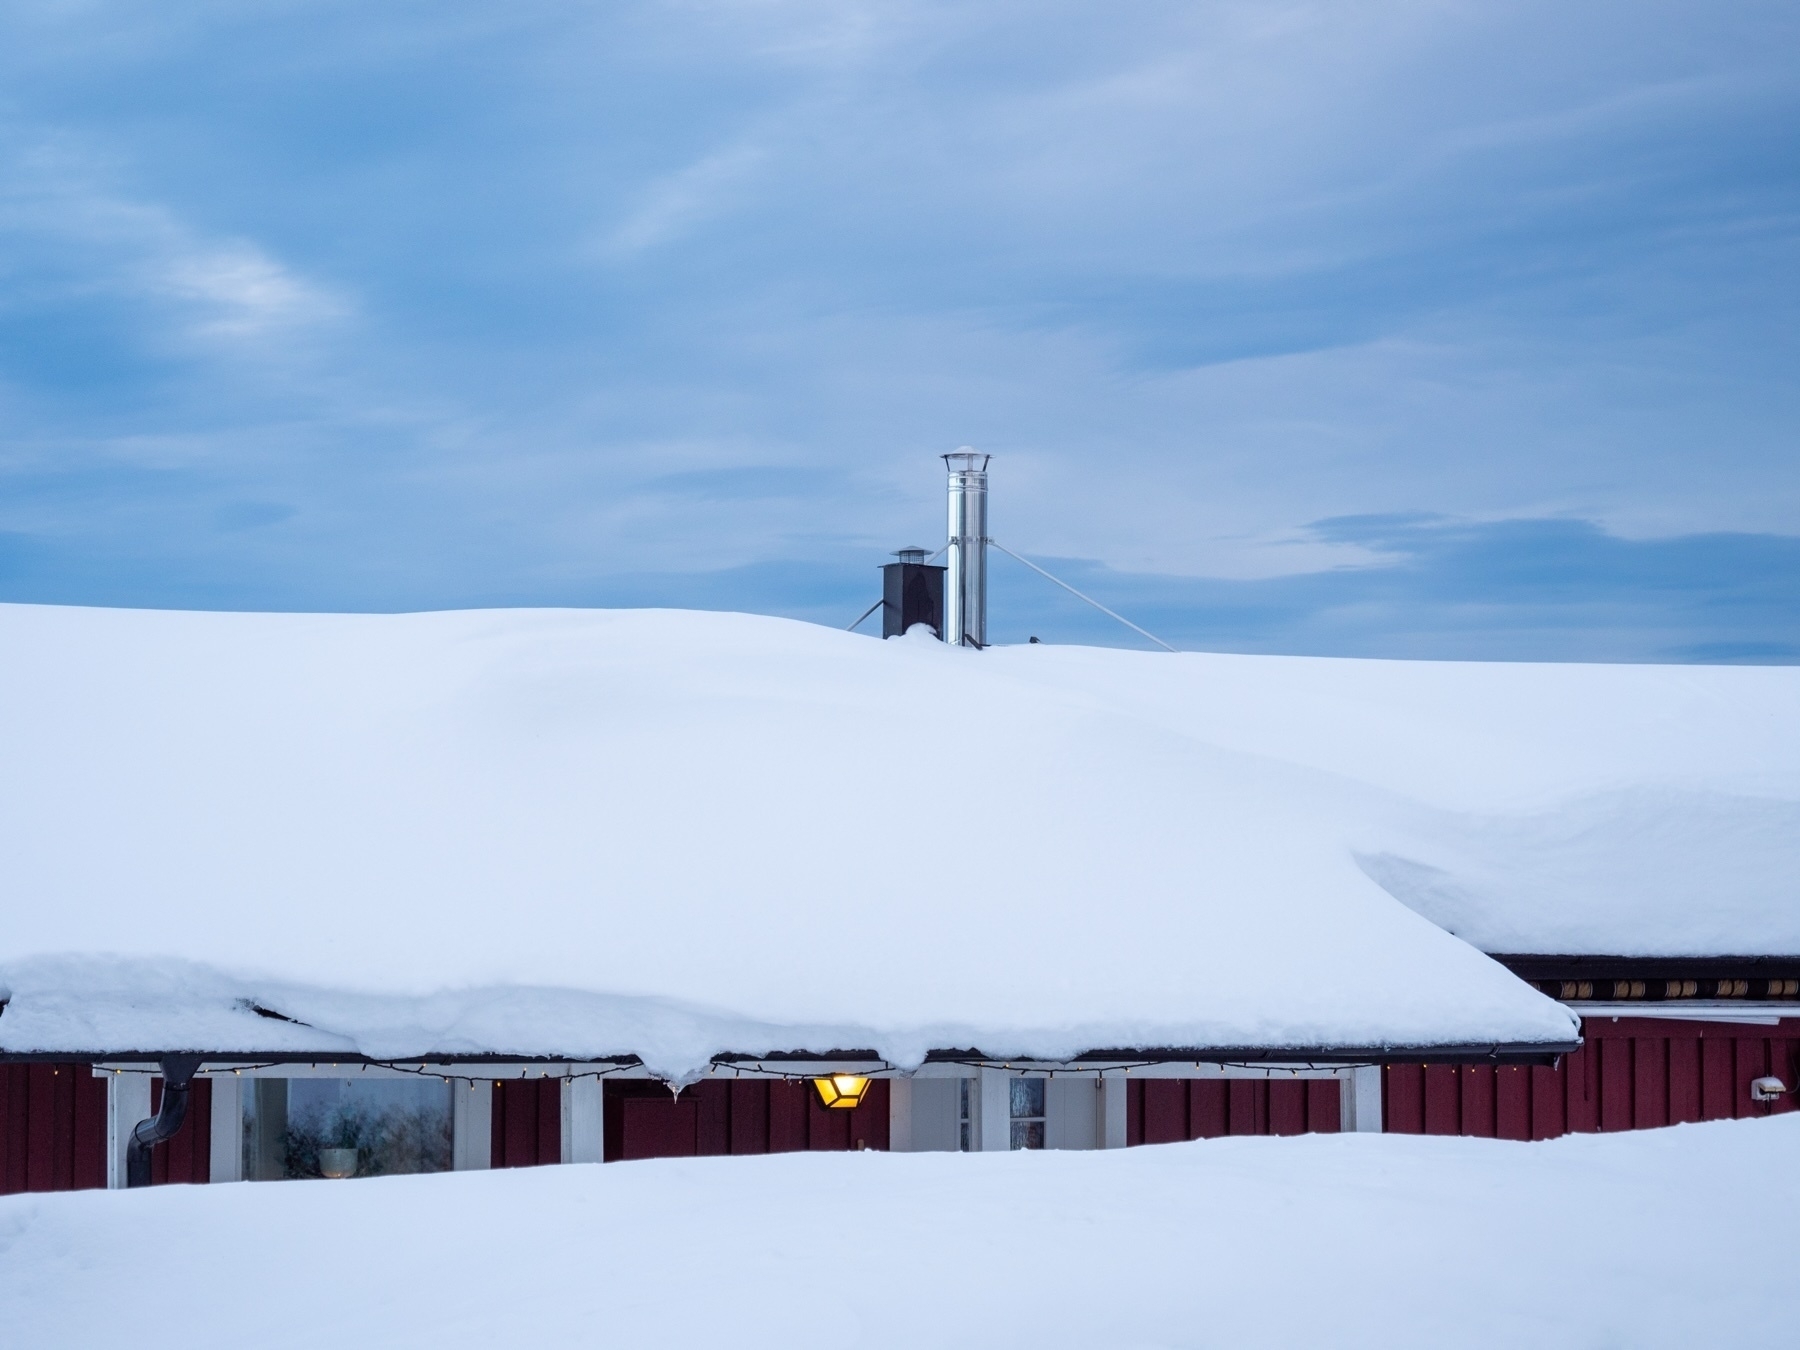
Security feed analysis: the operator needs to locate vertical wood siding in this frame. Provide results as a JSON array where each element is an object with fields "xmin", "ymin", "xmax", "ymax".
[
  {"xmin": 11, "ymin": 1020, "xmax": 1793, "ymax": 1182},
  {"xmin": 1126, "ymin": 1077, "xmax": 1341, "ymax": 1145},
  {"xmin": 603, "ymin": 1079, "xmax": 890, "ymax": 1162},
  {"xmin": 0, "ymin": 1063, "xmax": 108, "ymax": 1194},
  {"xmin": 491, "ymin": 1078, "xmax": 562, "ymax": 1168},
  {"xmin": 146, "ymin": 1077, "xmax": 213, "ymax": 1185},
  {"xmin": 1381, "ymin": 1018, "xmax": 1800, "ymax": 1138}
]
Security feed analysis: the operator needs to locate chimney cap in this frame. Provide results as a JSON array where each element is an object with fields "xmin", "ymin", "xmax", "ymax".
[
  {"xmin": 943, "ymin": 448, "xmax": 990, "ymax": 473},
  {"xmin": 891, "ymin": 546, "xmax": 931, "ymax": 565}
]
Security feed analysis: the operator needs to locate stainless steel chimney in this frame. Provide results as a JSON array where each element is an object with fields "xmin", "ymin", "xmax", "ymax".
[{"xmin": 943, "ymin": 449, "xmax": 990, "ymax": 647}]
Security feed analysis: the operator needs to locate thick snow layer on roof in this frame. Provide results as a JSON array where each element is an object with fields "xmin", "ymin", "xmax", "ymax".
[
  {"xmin": 4, "ymin": 1118, "xmax": 1796, "ymax": 1350},
  {"xmin": 30, "ymin": 601, "xmax": 1800, "ymax": 1067},
  {"xmin": 1356, "ymin": 789, "xmax": 1800, "ymax": 957},
  {"xmin": 984, "ymin": 643, "xmax": 1800, "ymax": 956}
]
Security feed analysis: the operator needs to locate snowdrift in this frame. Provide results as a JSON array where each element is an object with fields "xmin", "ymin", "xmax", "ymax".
[{"xmin": 1, "ymin": 1115, "xmax": 1794, "ymax": 1350}]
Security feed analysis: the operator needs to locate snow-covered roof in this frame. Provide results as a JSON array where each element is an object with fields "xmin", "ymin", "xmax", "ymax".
[
  {"xmin": 33, "ymin": 602, "xmax": 1800, "ymax": 1073},
  {"xmin": 1010, "ymin": 642, "xmax": 1800, "ymax": 959}
]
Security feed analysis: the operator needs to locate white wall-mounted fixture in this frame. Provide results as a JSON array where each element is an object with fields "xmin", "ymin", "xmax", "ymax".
[{"xmin": 1750, "ymin": 1076, "xmax": 1789, "ymax": 1102}]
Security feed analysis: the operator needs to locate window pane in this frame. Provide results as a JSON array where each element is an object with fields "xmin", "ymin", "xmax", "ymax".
[
  {"xmin": 1010, "ymin": 1077, "xmax": 1045, "ymax": 1120},
  {"xmin": 243, "ymin": 1077, "xmax": 453, "ymax": 1180},
  {"xmin": 1010, "ymin": 1120, "xmax": 1045, "ymax": 1151}
]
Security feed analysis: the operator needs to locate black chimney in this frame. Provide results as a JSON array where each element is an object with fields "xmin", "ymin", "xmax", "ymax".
[{"xmin": 881, "ymin": 548, "xmax": 946, "ymax": 639}]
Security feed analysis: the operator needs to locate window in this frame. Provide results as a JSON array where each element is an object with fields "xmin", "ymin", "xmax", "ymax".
[
  {"xmin": 958, "ymin": 1078, "xmax": 973, "ymax": 1152},
  {"xmin": 1010, "ymin": 1077, "xmax": 1046, "ymax": 1150},
  {"xmin": 243, "ymin": 1076, "xmax": 453, "ymax": 1180}
]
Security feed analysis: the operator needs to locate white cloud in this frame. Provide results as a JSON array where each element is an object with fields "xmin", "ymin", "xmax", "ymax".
[
  {"xmin": 0, "ymin": 138, "xmax": 347, "ymax": 343},
  {"xmin": 598, "ymin": 143, "xmax": 769, "ymax": 256},
  {"xmin": 149, "ymin": 238, "xmax": 343, "ymax": 337}
]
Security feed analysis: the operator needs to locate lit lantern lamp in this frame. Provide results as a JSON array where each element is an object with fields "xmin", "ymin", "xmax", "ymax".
[{"xmin": 813, "ymin": 1074, "xmax": 871, "ymax": 1109}]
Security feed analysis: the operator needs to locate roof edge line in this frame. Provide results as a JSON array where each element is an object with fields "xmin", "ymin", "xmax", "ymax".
[{"xmin": 0, "ymin": 1041, "xmax": 1584, "ymax": 1069}]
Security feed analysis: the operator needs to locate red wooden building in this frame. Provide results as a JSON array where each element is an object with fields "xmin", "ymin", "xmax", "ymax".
[{"xmin": 7, "ymin": 998, "xmax": 1796, "ymax": 1196}]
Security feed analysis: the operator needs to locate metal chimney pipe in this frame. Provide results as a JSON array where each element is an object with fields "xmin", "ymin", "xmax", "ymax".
[{"xmin": 943, "ymin": 449, "xmax": 990, "ymax": 647}]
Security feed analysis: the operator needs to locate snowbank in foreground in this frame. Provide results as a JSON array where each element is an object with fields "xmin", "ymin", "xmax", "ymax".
[{"xmin": 3, "ymin": 1117, "xmax": 1794, "ymax": 1349}]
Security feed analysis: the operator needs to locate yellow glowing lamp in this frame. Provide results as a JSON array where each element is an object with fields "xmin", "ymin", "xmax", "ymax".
[{"xmin": 813, "ymin": 1074, "xmax": 871, "ymax": 1109}]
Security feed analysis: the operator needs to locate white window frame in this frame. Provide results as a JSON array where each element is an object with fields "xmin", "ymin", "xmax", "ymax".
[
  {"xmin": 94, "ymin": 1061, "xmax": 618, "ymax": 1182},
  {"xmin": 881, "ymin": 1060, "xmax": 1370, "ymax": 1152}
]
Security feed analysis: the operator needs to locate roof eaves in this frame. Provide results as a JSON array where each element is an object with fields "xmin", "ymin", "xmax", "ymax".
[{"xmin": 1, "ymin": 1040, "xmax": 1584, "ymax": 1070}]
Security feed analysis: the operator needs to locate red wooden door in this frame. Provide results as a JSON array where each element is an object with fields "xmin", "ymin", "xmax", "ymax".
[
  {"xmin": 604, "ymin": 1079, "xmax": 890, "ymax": 1161},
  {"xmin": 492, "ymin": 1079, "xmax": 561, "ymax": 1168},
  {"xmin": 1126, "ymin": 1077, "xmax": 1340, "ymax": 1145},
  {"xmin": 0, "ymin": 1063, "xmax": 108, "ymax": 1194}
]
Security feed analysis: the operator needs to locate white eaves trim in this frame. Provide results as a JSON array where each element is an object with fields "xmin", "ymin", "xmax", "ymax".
[{"xmin": 1566, "ymin": 1002, "xmax": 1800, "ymax": 1026}]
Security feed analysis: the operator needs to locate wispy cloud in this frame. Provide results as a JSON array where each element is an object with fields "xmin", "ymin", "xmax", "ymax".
[
  {"xmin": 0, "ymin": 139, "xmax": 347, "ymax": 343},
  {"xmin": 599, "ymin": 143, "xmax": 768, "ymax": 256},
  {"xmin": 146, "ymin": 236, "xmax": 343, "ymax": 337}
]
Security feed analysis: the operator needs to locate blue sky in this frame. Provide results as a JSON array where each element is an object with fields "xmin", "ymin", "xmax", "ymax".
[{"xmin": 1, "ymin": 1, "xmax": 1796, "ymax": 659}]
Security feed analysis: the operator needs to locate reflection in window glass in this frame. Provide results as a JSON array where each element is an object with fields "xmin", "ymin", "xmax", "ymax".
[
  {"xmin": 1010, "ymin": 1120, "xmax": 1046, "ymax": 1150},
  {"xmin": 242, "ymin": 1077, "xmax": 453, "ymax": 1180},
  {"xmin": 1010, "ymin": 1076, "xmax": 1046, "ymax": 1150}
]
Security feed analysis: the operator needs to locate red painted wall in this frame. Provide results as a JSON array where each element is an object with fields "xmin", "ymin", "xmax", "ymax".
[
  {"xmin": 13, "ymin": 1020, "xmax": 1792, "ymax": 1186},
  {"xmin": 0, "ymin": 1063, "xmax": 108, "ymax": 1194},
  {"xmin": 1126, "ymin": 1076, "xmax": 1341, "ymax": 1145},
  {"xmin": 492, "ymin": 1078, "xmax": 562, "ymax": 1168},
  {"xmin": 1383, "ymin": 1017, "xmax": 1800, "ymax": 1138},
  {"xmin": 604, "ymin": 1078, "xmax": 890, "ymax": 1161}
]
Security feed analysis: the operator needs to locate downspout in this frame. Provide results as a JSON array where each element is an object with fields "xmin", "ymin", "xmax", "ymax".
[{"xmin": 125, "ymin": 1055, "xmax": 203, "ymax": 1188}]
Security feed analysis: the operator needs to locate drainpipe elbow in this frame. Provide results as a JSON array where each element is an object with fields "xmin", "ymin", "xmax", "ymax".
[{"xmin": 124, "ymin": 1055, "xmax": 204, "ymax": 1189}]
